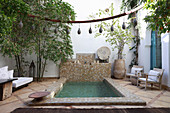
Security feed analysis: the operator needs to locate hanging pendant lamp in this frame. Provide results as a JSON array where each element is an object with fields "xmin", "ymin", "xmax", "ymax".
[
  {"xmin": 99, "ymin": 26, "xmax": 103, "ymax": 33},
  {"xmin": 89, "ymin": 26, "xmax": 92, "ymax": 34},
  {"xmin": 19, "ymin": 20, "xmax": 23, "ymax": 28},
  {"xmin": 54, "ymin": 28, "xmax": 57, "ymax": 34},
  {"xmin": 111, "ymin": 24, "xmax": 114, "ymax": 31},
  {"xmin": 122, "ymin": 22, "xmax": 126, "ymax": 29},
  {"xmin": 78, "ymin": 28, "xmax": 81, "ymax": 35}
]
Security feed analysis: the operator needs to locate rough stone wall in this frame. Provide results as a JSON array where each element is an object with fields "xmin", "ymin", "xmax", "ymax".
[
  {"xmin": 60, "ymin": 53, "xmax": 111, "ymax": 82},
  {"xmin": 76, "ymin": 53, "xmax": 95, "ymax": 64}
]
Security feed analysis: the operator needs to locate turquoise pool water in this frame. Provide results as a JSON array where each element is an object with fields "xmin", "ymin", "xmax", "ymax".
[{"xmin": 55, "ymin": 82, "xmax": 122, "ymax": 98}]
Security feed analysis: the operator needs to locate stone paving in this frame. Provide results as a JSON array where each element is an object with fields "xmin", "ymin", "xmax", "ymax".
[{"xmin": 0, "ymin": 79, "xmax": 170, "ymax": 113}]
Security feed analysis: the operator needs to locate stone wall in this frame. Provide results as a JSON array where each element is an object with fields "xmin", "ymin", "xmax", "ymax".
[{"xmin": 60, "ymin": 53, "xmax": 111, "ymax": 82}]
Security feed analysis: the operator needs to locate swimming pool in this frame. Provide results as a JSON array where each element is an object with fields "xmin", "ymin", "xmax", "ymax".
[
  {"xmin": 28, "ymin": 78, "xmax": 146, "ymax": 106},
  {"xmin": 55, "ymin": 81, "xmax": 123, "ymax": 98}
]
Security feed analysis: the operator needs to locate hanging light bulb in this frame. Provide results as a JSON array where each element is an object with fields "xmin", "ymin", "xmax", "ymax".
[
  {"xmin": 77, "ymin": 28, "xmax": 81, "ymax": 35},
  {"xmin": 19, "ymin": 20, "xmax": 23, "ymax": 28},
  {"xmin": 77, "ymin": 24, "xmax": 81, "ymax": 35},
  {"xmin": 89, "ymin": 26, "xmax": 92, "ymax": 34},
  {"xmin": 54, "ymin": 28, "xmax": 57, "ymax": 34},
  {"xmin": 122, "ymin": 22, "xmax": 126, "ymax": 29},
  {"xmin": 111, "ymin": 24, "xmax": 114, "ymax": 31},
  {"xmin": 43, "ymin": 27, "xmax": 46, "ymax": 33},
  {"xmin": 99, "ymin": 26, "xmax": 103, "ymax": 33}
]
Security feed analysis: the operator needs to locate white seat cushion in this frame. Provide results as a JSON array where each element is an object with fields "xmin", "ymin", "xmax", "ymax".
[
  {"xmin": 131, "ymin": 67, "xmax": 143, "ymax": 74},
  {"xmin": 0, "ymin": 66, "xmax": 8, "ymax": 71},
  {"xmin": 139, "ymin": 78, "xmax": 157, "ymax": 82},
  {"xmin": 12, "ymin": 77, "xmax": 33, "ymax": 88},
  {"xmin": 0, "ymin": 66, "xmax": 9, "ymax": 79},
  {"xmin": 8, "ymin": 70, "xmax": 14, "ymax": 79},
  {"xmin": 126, "ymin": 73, "xmax": 135, "ymax": 76},
  {"xmin": 148, "ymin": 70, "xmax": 160, "ymax": 82}
]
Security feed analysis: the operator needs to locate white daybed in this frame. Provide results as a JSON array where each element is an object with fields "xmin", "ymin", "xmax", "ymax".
[{"xmin": 0, "ymin": 66, "xmax": 33, "ymax": 89}]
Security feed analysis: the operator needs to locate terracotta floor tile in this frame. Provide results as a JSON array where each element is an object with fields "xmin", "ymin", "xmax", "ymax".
[
  {"xmin": 13, "ymin": 88, "xmax": 33, "ymax": 95},
  {"xmin": 0, "ymin": 100, "xmax": 26, "ymax": 113},
  {"xmin": 125, "ymin": 85, "xmax": 139, "ymax": 90},
  {"xmin": 163, "ymin": 91, "xmax": 170, "ymax": 97},
  {"xmin": 1, "ymin": 78, "xmax": 170, "ymax": 112},
  {"xmin": 30, "ymin": 86, "xmax": 48, "ymax": 91},
  {"xmin": 139, "ymin": 97, "xmax": 152, "ymax": 104},
  {"xmin": 150, "ymin": 100, "xmax": 170, "ymax": 107},
  {"xmin": 0, "ymin": 96, "xmax": 19, "ymax": 106},
  {"xmin": 157, "ymin": 95, "xmax": 170, "ymax": 103},
  {"xmin": 17, "ymin": 92, "xmax": 35, "ymax": 99},
  {"xmin": 134, "ymin": 90, "xmax": 159, "ymax": 99}
]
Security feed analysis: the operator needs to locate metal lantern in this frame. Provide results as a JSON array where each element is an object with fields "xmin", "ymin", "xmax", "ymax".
[
  {"xmin": 89, "ymin": 26, "xmax": 92, "ymax": 34},
  {"xmin": 77, "ymin": 28, "xmax": 81, "ymax": 35},
  {"xmin": 29, "ymin": 60, "xmax": 35, "ymax": 80},
  {"xmin": 122, "ymin": 22, "xmax": 126, "ymax": 29},
  {"xmin": 111, "ymin": 25, "xmax": 114, "ymax": 31},
  {"xmin": 99, "ymin": 26, "xmax": 103, "ymax": 33}
]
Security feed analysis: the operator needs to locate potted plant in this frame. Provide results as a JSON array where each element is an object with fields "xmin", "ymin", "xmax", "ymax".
[
  {"xmin": 89, "ymin": 3, "xmax": 134, "ymax": 78},
  {"xmin": 105, "ymin": 22, "xmax": 134, "ymax": 78}
]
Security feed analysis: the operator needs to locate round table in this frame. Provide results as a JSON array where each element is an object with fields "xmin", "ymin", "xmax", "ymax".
[{"xmin": 28, "ymin": 91, "xmax": 50, "ymax": 99}]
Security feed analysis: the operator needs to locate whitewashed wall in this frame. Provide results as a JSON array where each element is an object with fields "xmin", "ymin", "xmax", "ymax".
[
  {"xmin": 161, "ymin": 33, "xmax": 170, "ymax": 87},
  {"xmin": 137, "ymin": 8, "xmax": 152, "ymax": 73}
]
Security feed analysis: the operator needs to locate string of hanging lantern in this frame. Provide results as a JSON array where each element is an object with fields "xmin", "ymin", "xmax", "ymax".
[
  {"xmin": 27, "ymin": 4, "xmax": 143, "ymax": 23},
  {"xmin": 19, "ymin": 4, "xmax": 143, "ymax": 34}
]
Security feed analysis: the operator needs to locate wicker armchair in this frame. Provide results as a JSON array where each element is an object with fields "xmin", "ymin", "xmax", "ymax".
[
  {"xmin": 125, "ymin": 65, "xmax": 144, "ymax": 80},
  {"xmin": 137, "ymin": 68, "xmax": 164, "ymax": 90}
]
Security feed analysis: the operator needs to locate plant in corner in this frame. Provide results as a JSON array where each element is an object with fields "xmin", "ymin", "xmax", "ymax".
[
  {"xmin": 89, "ymin": 3, "xmax": 134, "ymax": 78},
  {"xmin": 105, "ymin": 22, "xmax": 134, "ymax": 79}
]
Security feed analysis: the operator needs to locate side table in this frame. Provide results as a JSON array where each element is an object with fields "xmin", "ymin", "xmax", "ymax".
[
  {"xmin": 130, "ymin": 76, "xmax": 139, "ymax": 86},
  {"xmin": 0, "ymin": 79, "xmax": 17, "ymax": 101}
]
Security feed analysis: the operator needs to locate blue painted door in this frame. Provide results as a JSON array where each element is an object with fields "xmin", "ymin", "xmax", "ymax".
[{"xmin": 150, "ymin": 31, "xmax": 162, "ymax": 69}]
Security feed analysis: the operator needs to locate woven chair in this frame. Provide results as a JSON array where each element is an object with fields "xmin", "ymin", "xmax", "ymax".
[
  {"xmin": 137, "ymin": 68, "xmax": 164, "ymax": 90},
  {"xmin": 125, "ymin": 65, "xmax": 144, "ymax": 80}
]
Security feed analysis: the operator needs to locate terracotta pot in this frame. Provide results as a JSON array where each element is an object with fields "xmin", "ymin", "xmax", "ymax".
[{"xmin": 113, "ymin": 59, "xmax": 125, "ymax": 79}]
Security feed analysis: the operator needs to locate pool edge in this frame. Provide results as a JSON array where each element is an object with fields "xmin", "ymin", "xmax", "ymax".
[{"xmin": 28, "ymin": 78, "xmax": 146, "ymax": 106}]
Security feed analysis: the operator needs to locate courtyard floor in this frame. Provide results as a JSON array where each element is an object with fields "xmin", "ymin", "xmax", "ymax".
[{"xmin": 0, "ymin": 79, "xmax": 170, "ymax": 113}]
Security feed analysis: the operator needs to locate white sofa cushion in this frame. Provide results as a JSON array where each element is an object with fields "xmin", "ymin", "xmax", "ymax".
[
  {"xmin": 131, "ymin": 67, "xmax": 143, "ymax": 74},
  {"xmin": 0, "ymin": 66, "xmax": 8, "ymax": 71},
  {"xmin": 8, "ymin": 70, "xmax": 14, "ymax": 79},
  {"xmin": 148, "ymin": 70, "xmax": 160, "ymax": 82},
  {"xmin": 0, "ymin": 70, "xmax": 8, "ymax": 79},
  {"xmin": 12, "ymin": 77, "xmax": 33, "ymax": 88},
  {"xmin": 0, "ymin": 66, "xmax": 9, "ymax": 79}
]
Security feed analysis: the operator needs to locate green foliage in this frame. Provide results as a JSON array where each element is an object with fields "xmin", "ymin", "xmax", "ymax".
[
  {"xmin": 0, "ymin": 0, "xmax": 29, "ymax": 38},
  {"xmin": 120, "ymin": 0, "xmax": 145, "ymax": 19},
  {"xmin": 105, "ymin": 23, "xmax": 134, "ymax": 59},
  {"xmin": 144, "ymin": 0, "xmax": 170, "ymax": 34},
  {"xmin": 0, "ymin": 0, "xmax": 76, "ymax": 80},
  {"xmin": 89, "ymin": 3, "xmax": 134, "ymax": 59}
]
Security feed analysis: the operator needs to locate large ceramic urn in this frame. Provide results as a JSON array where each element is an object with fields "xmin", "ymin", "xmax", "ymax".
[{"xmin": 113, "ymin": 59, "xmax": 125, "ymax": 79}]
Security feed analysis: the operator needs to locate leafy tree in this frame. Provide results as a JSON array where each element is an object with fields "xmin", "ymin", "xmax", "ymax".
[
  {"xmin": 144, "ymin": 0, "xmax": 170, "ymax": 34},
  {"xmin": 0, "ymin": 0, "xmax": 76, "ymax": 81},
  {"xmin": 89, "ymin": 3, "xmax": 134, "ymax": 59},
  {"xmin": 0, "ymin": 0, "xmax": 30, "ymax": 76}
]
